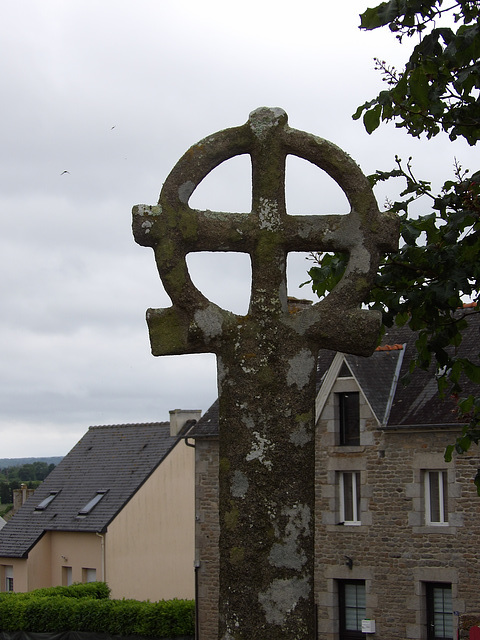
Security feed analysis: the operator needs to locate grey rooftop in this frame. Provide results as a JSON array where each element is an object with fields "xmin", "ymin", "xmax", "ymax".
[
  {"xmin": 191, "ymin": 308, "xmax": 480, "ymax": 437},
  {"xmin": 0, "ymin": 422, "xmax": 185, "ymax": 558}
]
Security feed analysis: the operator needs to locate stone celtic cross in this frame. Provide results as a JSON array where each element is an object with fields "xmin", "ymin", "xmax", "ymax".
[{"xmin": 133, "ymin": 107, "xmax": 398, "ymax": 640}]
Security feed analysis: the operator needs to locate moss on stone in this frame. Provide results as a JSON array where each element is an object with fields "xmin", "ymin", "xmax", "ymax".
[
  {"xmin": 147, "ymin": 309, "xmax": 188, "ymax": 355},
  {"xmin": 295, "ymin": 411, "xmax": 312, "ymax": 424},
  {"xmin": 224, "ymin": 506, "xmax": 239, "ymax": 530},
  {"xmin": 178, "ymin": 207, "xmax": 198, "ymax": 241},
  {"xmin": 219, "ymin": 457, "xmax": 231, "ymax": 473},
  {"xmin": 229, "ymin": 546, "xmax": 245, "ymax": 565},
  {"xmin": 164, "ymin": 261, "xmax": 188, "ymax": 292}
]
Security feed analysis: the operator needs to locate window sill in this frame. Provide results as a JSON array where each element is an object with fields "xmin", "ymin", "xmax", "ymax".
[
  {"xmin": 331, "ymin": 445, "xmax": 366, "ymax": 453},
  {"xmin": 412, "ymin": 525, "xmax": 457, "ymax": 535}
]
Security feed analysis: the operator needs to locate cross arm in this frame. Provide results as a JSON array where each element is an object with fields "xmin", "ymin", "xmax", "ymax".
[
  {"xmin": 146, "ymin": 302, "xmax": 238, "ymax": 356},
  {"xmin": 132, "ymin": 205, "xmax": 256, "ymax": 253}
]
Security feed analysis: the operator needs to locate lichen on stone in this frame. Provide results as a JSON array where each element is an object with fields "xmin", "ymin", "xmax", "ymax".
[
  {"xmin": 258, "ymin": 575, "xmax": 310, "ymax": 625},
  {"xmin": 286, "ymin": 349, "xmax": 315, "ymax": 389}
]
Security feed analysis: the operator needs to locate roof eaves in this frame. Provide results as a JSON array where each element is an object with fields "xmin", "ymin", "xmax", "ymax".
[
  {"xmin": 381, "ymin": 343, "xmax": 406, "ymax": 426},
  {"xmin": 4, "ymin": 529, "xmax": 47, "ymax": 559},
  {"xmin": 382, "ymin": 422, "xmax": 465, "ymax": 431},
  {"xmin": 315, "ymin": 352, "xmax": 346, "ymax": 421}
]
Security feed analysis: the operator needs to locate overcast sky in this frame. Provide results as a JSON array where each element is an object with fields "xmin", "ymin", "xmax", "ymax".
[{"xmin": 1, "ymin": 1, "xmax": 477, "ymax": 458}]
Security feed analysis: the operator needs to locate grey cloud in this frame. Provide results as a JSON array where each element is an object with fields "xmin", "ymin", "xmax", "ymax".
[{"xmin": 1, "ymin": 0, "xmax": 477, "ymax": 457}]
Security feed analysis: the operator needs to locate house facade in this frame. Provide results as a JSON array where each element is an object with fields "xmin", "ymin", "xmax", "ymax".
[
  {"xmin": 0, "ymin": 411, "xmax": 199, "ymax": 601},
  {"xmin": 192, "ymin": 310, "xmax": 480, "ymax": 640}
]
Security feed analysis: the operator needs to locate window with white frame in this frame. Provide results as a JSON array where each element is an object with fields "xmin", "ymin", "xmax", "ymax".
[
  {"xmin": 339, "ymin": 472, "xmax": 361, "ymax": 525},
  {"xmin": 425, "ymin": 471, "xmax": 448, "ymax": 525},
  {"xmin": 62, "ymin": 566, "xmax": 73, "ymax": 586},
  {"xmin": 5, "ymin": 566, "xmax": 13, "ymax": 592},
  {"xmin": 83, "ymin": 568, "xmax": 96, "ymax": 583}
]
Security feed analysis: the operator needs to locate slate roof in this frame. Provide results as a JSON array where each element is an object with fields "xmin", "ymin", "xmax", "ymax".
[
  {"xmin": 343, "ymin": 347, "xmax": 404, "ymax": 426},
  {"xmin": 0, "ymin": 422, "xmax": 183, "ymax": 558},
  {"xmin": 190, "ymin": 400, "xmax": 219, "ymax": 438},
  {"xmin": 383, "ymin": 311, "xmax": 479, "ymax": 428},
  {"xmin": 192, "ymin": 308, "xmax": 480, "ymax": 435}
]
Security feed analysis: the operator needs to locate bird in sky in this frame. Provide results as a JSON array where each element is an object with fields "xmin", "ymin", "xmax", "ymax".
[{"xmin": 60, "ymin": 170, "xmax": 70, "ymax": 175}]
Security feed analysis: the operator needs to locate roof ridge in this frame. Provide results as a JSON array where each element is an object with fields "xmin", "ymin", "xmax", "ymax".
[
  {"xmin": 88, "ymin": 421, "xmax": 169, "ymax": 430},
  {"xmin": 375, "ymin": 344, "xmax": 404, "ymax": 351}
]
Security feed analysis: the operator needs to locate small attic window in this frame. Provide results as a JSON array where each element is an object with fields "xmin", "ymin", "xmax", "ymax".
[
  {"xmin": 338, "ymin": 362, "xmax": 352, "ymax": 378},
  {"xmin": 35, "ymin": 491, "xmax": 60, "ymax": 511},
  {"xmin": 78, "ymin": 490, "xmax": 108, "ymax": 516}
]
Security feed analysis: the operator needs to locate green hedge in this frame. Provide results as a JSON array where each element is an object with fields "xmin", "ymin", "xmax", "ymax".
[
  {"xmin": 0, "ymin": 584, "xmax": 194, "ymax": 639},
  {"xmin": 0, "ymin": 583, "xmax": 110, "ymax": 602}
]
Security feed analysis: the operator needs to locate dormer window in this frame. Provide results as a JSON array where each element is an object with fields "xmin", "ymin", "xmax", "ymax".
[
  {"xmin": 337, "ymin": 392, "xmax": 360, "ymax": 446},
  {"xmin": 34, "ymin": 491, "xmax": 60, "ymax": 511},
  {"xmin": 78, "ymin": 490, "xmax": 108, "ymax": 516}
]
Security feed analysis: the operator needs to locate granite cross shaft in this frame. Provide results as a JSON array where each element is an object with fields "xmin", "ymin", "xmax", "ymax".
[{"xmin": 132, "ymin": 107, "xmax": 398, "ymax": 640}]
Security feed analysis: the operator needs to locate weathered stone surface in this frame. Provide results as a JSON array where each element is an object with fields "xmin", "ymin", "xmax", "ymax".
[{"xmin": 133, "ymin": 107, "xmax": 398, "ymax": 639}]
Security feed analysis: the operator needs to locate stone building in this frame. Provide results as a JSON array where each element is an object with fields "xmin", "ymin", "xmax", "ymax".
[{"xmin": 190, "ymin": 308, "xmax": 480, "ymax": 640}]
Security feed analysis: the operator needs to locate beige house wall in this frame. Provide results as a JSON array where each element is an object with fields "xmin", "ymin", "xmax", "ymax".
[
  {"xmin": 0, "ymin": 442, "xmax": 193, "ymax": 600},
  {"xmin": 0, "ymin": 531, "xmax": 102, "ymax": 593},
  {"xmin": 0, "ymin": 535, "xmax": 52, "ymax": 592},
  {"xmin": 106, "ymin": 439, "xmax": 195, "ymax": 601},
  {"xmin": 25, "ymin": 533, "xmax": 52, "ymax": 590},
  {"xmin": 0, "ymin": 557, "xmax": 29, "ymax": 592},
  {"xmin": 48, "ymin": 531, "xmax": 102, "ymax": 586}
]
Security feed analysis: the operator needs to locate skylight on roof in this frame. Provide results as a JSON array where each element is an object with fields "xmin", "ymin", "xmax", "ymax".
[
  {"xmin": 35, "ymin": 491, "xmax": 60, "ymax": 511},
  {"xmin": 78, "ymin": 490, "xmax": 108, "ymax": 516}
]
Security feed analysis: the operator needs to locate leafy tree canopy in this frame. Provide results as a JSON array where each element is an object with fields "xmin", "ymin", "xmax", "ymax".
[
  {"xmin": 0, "ymin": 461, "xmax": 55, "ymax": 483},
  {"xmin": 305, "ymin": 0, "xmax": 480, "ymax": 488},
  {"xmin": 353, "ymin": 0, "xmax": 480, "ymax": 145}
]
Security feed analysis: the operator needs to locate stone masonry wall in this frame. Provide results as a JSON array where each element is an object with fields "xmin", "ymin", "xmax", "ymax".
[
  {"xmin": 459, "ymin": 614, "xmax": 480, "ymax": 639},
  {"xmin": 195, "ymin": 438, "xmax": 220, "ymax": 640},
  {"xmin": 315, "ymin": 379, "xmax": 480, "ymax": 640},
  {"xmin": 195, "ymin": 385, "xmax": 480, "ymax": 639}
]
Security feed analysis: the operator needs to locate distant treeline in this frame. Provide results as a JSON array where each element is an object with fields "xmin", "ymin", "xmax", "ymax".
[
  {"xmin": 0, "ymin": 457, "xmax": 63, "ymax": 468},
  {"xmin": 0, "ymin": 461, "xmax": 56, "ymax": 504}
]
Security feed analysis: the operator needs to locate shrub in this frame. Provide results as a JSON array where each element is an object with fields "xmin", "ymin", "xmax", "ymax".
[
  {"xmin": 29, "ymin": 582, "xmax": 110, "ymax": 600},
  {"xmin": 0, "ymin": 585, "xmax": 195, "ymax": 638}
]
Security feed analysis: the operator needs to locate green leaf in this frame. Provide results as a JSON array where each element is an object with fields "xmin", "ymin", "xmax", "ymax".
[
  {"xmin": 458, "ymin": 395, "xmax": 474, "ymax": 413},
  {"xmin": 363, "ymin": 104, "xmax": 382, "ymax": 134},
  {"xmin": 409, "ymin": 67, "xmax": 430, "ymax": 108},
  {"xmin": 444, "ymin": 444, "xmax": 454, "ymax": 462},
  {"xmin": 462, "ymin": 359, "xmax": 480, "ymax": 384},
  {"xmin": 456, "ymin": 434, "xmax": 472, "ymax": 454},
  {"xmin": 360, "ymin": 0, "xmax": 402, "ymax": 30}
]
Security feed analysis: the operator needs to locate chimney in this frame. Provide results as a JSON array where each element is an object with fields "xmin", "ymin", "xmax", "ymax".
[
  {"xmin": 287, "ymin": 296, "xmax": 313, "ymax": 314},
  {"xmin": 169, "ymin": 409, "xmax": 202, "ymax": 436},
  {"xmin": 13, "ymin": 483, "xmax": 35, "ymax": 513}
]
